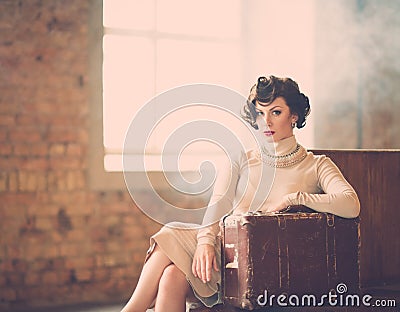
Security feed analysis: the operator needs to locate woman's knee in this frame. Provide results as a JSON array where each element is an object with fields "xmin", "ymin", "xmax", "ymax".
[{"xmin": 159, "ymin": 264, "xmax": 188, "ymax": 294}]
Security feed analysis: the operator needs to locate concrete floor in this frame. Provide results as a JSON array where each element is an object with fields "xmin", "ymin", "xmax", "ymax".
[
  {"xmin": 13, "ymin": 304, "xmax": 155, "ymax": 312},
  {"xmin": 12, "ymin": 304, "xmax": 123, "ymax": 312},
  {"xmin": 58, "ymin": 305, "xmax": 123, "ymax": 312},
  {"xmin": 15, "ymin": 305, "xmax": 154, "ymax": 312}
]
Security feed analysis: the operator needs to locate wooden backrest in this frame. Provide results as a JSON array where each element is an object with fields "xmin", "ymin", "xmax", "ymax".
[{"xmin": 312, "ymin": 149, "xmax": 400, "ymax": 287}]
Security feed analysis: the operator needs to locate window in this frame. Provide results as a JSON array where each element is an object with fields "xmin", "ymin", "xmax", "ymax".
[
  {"xmin": 102, "ymin": 0, "xmax": 243, "ymax": 172},
  {"xmin": 89, "ymin": 0, "xmax": 316, "ymax": 189}
]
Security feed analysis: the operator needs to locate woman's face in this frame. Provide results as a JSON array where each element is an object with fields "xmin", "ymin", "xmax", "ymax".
[{"xmin": 254, "ymin": 97, "xmax": 298, "ymax": 142}]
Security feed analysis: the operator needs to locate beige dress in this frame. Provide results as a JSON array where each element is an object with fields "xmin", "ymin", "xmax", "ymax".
[{"xmin": 149, "ymin": 136, "xmax": 360, "ymax": 307}]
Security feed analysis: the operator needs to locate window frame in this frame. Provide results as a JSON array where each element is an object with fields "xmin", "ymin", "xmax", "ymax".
[
  {"xmin": 88, "ymin": 0, "xmax": 125, "ymax": 190},
  {"xmin": 88, "ymin": 0, "xmax": 246, "ymax": 190}
]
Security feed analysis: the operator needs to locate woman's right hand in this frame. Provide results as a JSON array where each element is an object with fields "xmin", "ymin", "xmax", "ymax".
[{"xmin": 192, "ymin": 244, "xmax": 219, "ymax": 283}]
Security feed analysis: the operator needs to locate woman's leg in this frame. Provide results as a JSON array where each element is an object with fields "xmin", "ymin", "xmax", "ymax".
[
  {"xmin": 154, "ymin": 264, "xmax": 190, "ymax": 312},
  {"xmin": 121, "ymin": 245, "xmax": 172, "ymax": 312}
]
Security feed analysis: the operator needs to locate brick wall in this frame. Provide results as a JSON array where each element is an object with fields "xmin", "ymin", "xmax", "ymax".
[{"xmin": 0, "ymin": 1, "xmax": 162, "ymax": 310}]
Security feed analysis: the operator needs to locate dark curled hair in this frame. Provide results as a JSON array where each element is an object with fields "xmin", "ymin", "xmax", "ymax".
[{"xmin": 242, "ymin": 75, "xmax": 310, "ymax": 129}]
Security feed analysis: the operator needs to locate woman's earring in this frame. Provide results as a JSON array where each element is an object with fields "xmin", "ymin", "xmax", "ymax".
[{"xmin": 291, "ymin": 122, "xmax": 296, "ymax": 128}]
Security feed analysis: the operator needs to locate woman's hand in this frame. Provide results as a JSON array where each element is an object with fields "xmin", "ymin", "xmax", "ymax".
[
  {"xmin": 192, "ymin": 244, "xmax": 219, "ymax": 283},
  {"xmin": 264, "ymin": 195, "xmax": 292, "ymax": 213}
]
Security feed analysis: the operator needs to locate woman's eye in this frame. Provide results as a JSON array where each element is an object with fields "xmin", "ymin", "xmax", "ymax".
[
  {"xmin": 272, "ymin": 110, "xmax": 281, "ymax": 116},
  {"xmin": 256, "ymin": 110, "xmax": 264, "ymax": 116}
]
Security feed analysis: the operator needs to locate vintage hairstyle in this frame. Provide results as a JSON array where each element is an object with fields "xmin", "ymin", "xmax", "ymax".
[{"xmin": 242, "ymin": 75, "xmax": 310, "ymax": 129}]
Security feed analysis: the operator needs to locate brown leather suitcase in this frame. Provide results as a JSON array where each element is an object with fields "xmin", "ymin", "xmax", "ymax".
[{"xmin": 221, "ymin": 207, "xmax": 360, "ymax": 310}]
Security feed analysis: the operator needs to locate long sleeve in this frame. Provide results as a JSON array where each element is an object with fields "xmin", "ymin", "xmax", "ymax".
[
  {"xmin": 286, "ymin": 156, "xmax": 360, "ymax": 218},
  {"xmin": 196, "ymin": 153, "xmax": 241, "ymax": 246}
]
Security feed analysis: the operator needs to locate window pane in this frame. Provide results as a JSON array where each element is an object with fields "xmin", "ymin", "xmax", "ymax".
[
  {"xmin": 103, "ymin": 35, "xmax": 155, "ymax": 151},
  {"xmin": 156, "ymin": 39, "xmax": 242, "ymax": 93},
  {"xmin": 157, "ymin": 0, "xmax": 241, "ymax": 38},
  {"xmin": 103, "ymin": 0, "xmax": 155, "ymax": 30},
  {"xmin": 147, "ymin": 105, "xmax": 255, "ymax": 155}
]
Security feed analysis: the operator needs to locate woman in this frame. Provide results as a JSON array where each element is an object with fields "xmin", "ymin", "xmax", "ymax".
[{"xmin": 121, "ymin": 76, "xmax": 360, "ymax": 312}]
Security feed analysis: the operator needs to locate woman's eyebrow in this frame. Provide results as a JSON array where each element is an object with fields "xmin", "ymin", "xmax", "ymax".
[{"xmin": 269, "ymin": 105, "xmax": 282, "ymax": 111}]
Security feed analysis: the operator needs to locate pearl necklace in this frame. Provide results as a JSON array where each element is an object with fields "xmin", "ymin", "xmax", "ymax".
[{"xmin": 260, "ymin": 143, "xmax": 307, "ymax": 168}]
